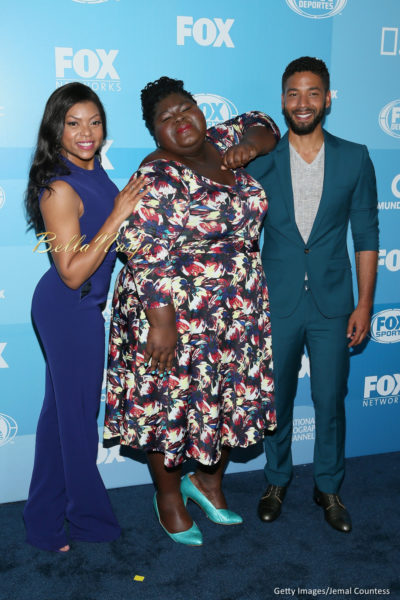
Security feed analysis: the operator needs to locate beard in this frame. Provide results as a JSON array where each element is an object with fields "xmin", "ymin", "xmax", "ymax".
[{"xmin": 283, "ymin": 105, "xmax": 326, "ymax": 135}]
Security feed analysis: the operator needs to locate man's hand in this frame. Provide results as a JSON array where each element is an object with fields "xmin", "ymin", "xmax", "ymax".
[
  {"xmin": 347, "ymin": 250, "xmax": 378, "ymax": 347},
  {"xmin": 347, "ymin": 305, "xmax": 371, "ymax": 347},
  {"xmin": 221, "ymin": 141, "xmax": 257, "ymax": 170}
]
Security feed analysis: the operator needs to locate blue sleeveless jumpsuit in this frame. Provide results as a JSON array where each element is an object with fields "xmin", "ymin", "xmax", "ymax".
[{"xmin": 23, "ymin": 156, "xmax": 121, "ymax": 551}]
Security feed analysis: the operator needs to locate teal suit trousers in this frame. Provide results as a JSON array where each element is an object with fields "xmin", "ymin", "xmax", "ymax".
[{"xmin": 266, "ymin": 286, "xmax": 349, "ymax": 492}]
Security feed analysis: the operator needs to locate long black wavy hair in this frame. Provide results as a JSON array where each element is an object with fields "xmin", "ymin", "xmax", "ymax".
[
  {"xmin": 141, "ymin": 76, "xmax": 195, "ymax": 138},
  {"xmin": 25, "ymin": 82, "xmax": 107, "ymax": 232}
]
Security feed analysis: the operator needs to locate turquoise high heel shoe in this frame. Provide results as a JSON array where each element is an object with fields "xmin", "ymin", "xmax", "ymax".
[
  {"xmin": 180, "ymin": 474, "xmax": 243, "ymax": 525},
  {"xmin": 153, "ymin": 493, "xmax": 203, "ymax": 546}
]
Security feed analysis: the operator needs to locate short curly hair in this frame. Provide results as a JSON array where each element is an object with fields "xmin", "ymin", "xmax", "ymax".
[
  {"xmin": 141, "ymin": 76, "xmax": 195, "ymax": 137},
  {"xmin": 282, "ymin": 57, "xmax": 330, "ymax": 92}
]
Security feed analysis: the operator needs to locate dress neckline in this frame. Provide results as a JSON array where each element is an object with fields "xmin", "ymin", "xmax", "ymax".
[
  {"xmin": 142, "ymin": 137, "xmax": 240, "ymax": 190},
  {"xmin": 144, "ymin": 157, "xmax": 240, "ymax": 190},
  {"xmin": 61, "ymin": 154, "xmax": 101, "ymax": 174}
]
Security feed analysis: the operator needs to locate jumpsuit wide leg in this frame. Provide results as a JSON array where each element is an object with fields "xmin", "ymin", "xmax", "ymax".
[{"xmin": 24, "ymin": 281, "xmax": 120, "ymax": 551}]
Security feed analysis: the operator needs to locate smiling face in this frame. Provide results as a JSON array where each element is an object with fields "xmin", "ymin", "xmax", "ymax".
[
  {"xmin": 152, "ymin": 93, "xmax": 207, "ymax": 157},
  {"xmin": 60, "ymin": 101, "xmax": 104, "ymax": 169},
  {"xmin": 282, "ymin": 71, "xmax": 331, "ymax": 136}
]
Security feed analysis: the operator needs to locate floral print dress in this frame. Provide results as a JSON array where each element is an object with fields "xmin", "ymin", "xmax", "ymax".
[{"xmin": 104, "ymin": 112, "xmax": 279, "ymax": 467}]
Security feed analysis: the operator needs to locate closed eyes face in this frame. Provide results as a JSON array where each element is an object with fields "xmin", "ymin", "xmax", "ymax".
[
  {"xmin": 157, "ymin": 101, "xmax": 193, "ymax": 123},
  {"xmin": 60, "ymin": 101, "xmax": 104, "ymax": 169},
  {"xmin": 152, "ymin": 93, "xmax": 207, "ymax": 155}
]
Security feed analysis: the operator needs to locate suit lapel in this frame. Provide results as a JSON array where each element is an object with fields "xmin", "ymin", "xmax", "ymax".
[
  {"xmin": 274, "ymin": 133, "xmax": 304, "ymax": 246},
  {"xmin": 307, "ymin": 130, "xmax": 339, "ymax": 244}
]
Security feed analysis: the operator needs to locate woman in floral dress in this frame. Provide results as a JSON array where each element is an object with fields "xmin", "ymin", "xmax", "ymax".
[{"xmin": 104, "ymin": 77, "xmax": 280, "ymax": 545}]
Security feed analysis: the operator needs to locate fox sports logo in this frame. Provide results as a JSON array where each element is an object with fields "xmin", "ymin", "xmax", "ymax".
[
  {"xmin": 379, "ymin": 100, "xmax": 400, "ymax": 139},
  {"xmin": 194, "ymin": 94, "xmax": 238, "ymax": 128},
  {"xmin": 370, "ymin": 309, "xmax": 400, "ymax": 344},
  {"xmin": 286, "ymin": 0, "xmax": 347, "ymax": 19},
  {"xmin": 0, "ymin": 413, "xmax": 18, "ymax": 447}
]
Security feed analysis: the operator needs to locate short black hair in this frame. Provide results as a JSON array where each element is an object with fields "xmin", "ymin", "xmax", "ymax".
[
  {"xmin": 282, "ymin": 57, "xmax": 330, "ymax": 93},
  {"xmin": 141, "ymin": 76, "xmax": 195, "ymax": 137}
]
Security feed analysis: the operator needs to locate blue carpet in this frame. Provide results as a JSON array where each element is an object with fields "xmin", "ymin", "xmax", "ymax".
[{"xmin": 1, "ymin": 452, "xmax": 399, "ymax": 600}]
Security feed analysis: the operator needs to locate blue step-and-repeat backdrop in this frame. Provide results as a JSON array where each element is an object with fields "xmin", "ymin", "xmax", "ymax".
[{"xmin": 1, "ymin": 0, "xmax": 399, "ymax": 503}]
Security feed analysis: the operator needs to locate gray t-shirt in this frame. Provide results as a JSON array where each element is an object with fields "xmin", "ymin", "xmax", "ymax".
[{"xmin": 290, "ymin": 142, "xmax": 325, "ymax": 243}]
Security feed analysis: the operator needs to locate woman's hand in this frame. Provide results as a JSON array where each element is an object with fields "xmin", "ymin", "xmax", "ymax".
[
  {"xmin": 221, "ymin": 141, "xmax": 257, "ymax": 171},
  {"xmin": 111, "ymin": 175, "xmax": 148, "ymax": 224},
  {"xmin": 144, "ymin": 305, "xmax": 177, "ymax": 376},
  {"xmin": 221, "ymin": 123, "xmax": 278, "ymax": 170},
  {"xmin": 39, "ymin": 174, "xmax": 149, "ymax": 290},
  {"xmin": 145, "ymin": 324, "xmax": 178, "ymax": 375}
]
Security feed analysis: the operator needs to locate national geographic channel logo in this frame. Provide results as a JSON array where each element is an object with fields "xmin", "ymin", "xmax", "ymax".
[
  {"xmin": 379, "ymin": 100, "xmax": 400, "ymax": 138},
  {"xmin": 55, "ymin": 47, "xmax": 121, "ymax": 92},
  {"xmin": 0, "ymin": 413, "xmax": 18, "ymax": 447},
  {"xmin": 194, "ymin": 94, "xmax": 238, "ymax": 128},
  {"xmin": 380, "ymin": 27, "xmax": 399, "ymax": 55},
  {"xmin": 285, "ymin": 0, "xmax": 347, "ymax": 19},
  {"xmin": 292, "ymin": 415, "xmax": 315, "ymax": 442},
  {"xmin": 370, "ymin": 309, "xmax": 400, "ymax": 344}
]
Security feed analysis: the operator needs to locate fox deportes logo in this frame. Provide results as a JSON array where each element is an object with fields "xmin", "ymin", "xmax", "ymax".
[
  {"xmin": 285, "ymin": 0, "xmax": 347, "ymax": 19},
  {"xmin": 370, "ymin": 309, "xmax": 400, "ymax": 344},
  {"xmin": 0, "ymin": 413, "xmax": 18, "ymax": 447},
  {"xmin": 194, "ymin": 94, "xmax": 238, "ymax": 128},
  {"xmin": 55, "ymin": 47, "xmax": 121, "ymax": 92},
  {"xmin": 363, "ymin": 374, "xmax": 399, "ymax": 407},
  {"xmin": 379, "ymin": 100, "xmax": 400, "ymax": 138}
]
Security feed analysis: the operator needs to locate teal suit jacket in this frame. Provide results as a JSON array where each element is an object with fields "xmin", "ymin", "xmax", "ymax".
[{"xmin": 247, "ymin": 130, "xmax": 379, "ymax": 319}]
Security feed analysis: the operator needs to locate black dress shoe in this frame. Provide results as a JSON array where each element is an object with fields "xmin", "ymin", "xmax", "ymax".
[
  {"xmin": 258, "ymin": 484, "xmax": 287, "ymax": 522},
  {"xmin": 313, "ymin": 487, "xmax": 352, "ymax": 533}
]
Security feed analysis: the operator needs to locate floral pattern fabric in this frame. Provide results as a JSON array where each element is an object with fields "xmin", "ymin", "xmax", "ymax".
[{"xmin": 104, "ymin": 111, "xmax": 279, "ymax": 467}]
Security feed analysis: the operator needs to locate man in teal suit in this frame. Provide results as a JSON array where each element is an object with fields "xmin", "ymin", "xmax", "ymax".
[{"xmin": 247, "ymin": 57, "xmax": 379, "ymax": 532}]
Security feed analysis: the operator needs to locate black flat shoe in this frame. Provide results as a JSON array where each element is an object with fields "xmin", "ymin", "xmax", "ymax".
[
  {"xmin": 258, "ymin": 484, "xmax": 287, "ymax": 522},
  {"xmin": 314, "ymin": 487, "xmax": 352, "ymax": 533}
]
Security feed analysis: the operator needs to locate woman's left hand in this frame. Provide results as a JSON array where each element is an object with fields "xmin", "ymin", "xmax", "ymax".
[
  {"xmin": 221, "ymin": 141, "xmax": 257, "ymax": 170},
  {"xmin": 144, "ymin": 305, "xmax": 177, "ymax": 376}
]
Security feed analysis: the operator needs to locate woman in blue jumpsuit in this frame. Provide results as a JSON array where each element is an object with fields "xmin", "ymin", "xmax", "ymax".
[{"xmin": 23, "ymin": 83, "xmax": 146, "ymax": 552}]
